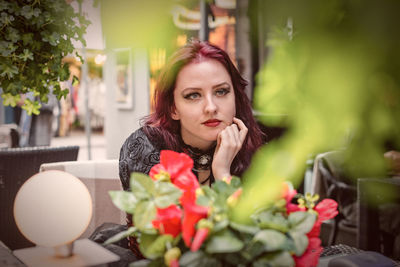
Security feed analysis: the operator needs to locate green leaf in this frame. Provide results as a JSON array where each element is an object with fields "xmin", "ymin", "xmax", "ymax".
[
  {"xmin": 213, "ymin": 218, "xmax": 229, "ymax": 232},
  {"xmin": 154, "ymin": 181, "xmax": 182, "ymax": 208},
  {"xmin": 72, "ymin": 75, "xmax": 79, "ymax": 86},
  {"xmin": 134, "ymin": 200, "xmax": 156, "ymax": 230},
  {"xmin": 289, "ymin": 232, "xmax": 308, "ymax": 256},
  {"xmin": 22, "ymin": 99, "xmax": 41, "ymax": 115},
  {"xmin": 104, "ymin": 226, "xmax": 136, "ymax": 245},
  {"xmin": 206, "ymin": 229, "xmax": 244, "ymax": 253},
  {"xmin": 253, "ymin": 251, "xmax": 295, "ymax": 267},
  {"xmin": 6, "ymin": 27, "xmax": 20, "ymax": 43},
  {"xmin": 131, "ymin": 172, "xmax": 155, "ymax": 197},
  {"xmin": 230, "ymin": 221, "xmax": 259, "ymax": 235},
  {"xmin": 230, "ymin": 176, "xmax": 242, "ymax": 188},
  {"xmin": 139, "ymin": 234, "xmax": 172, "ymax": 259},
  {"xmin": 211, "ymin": 180, "xmax": 230, "ymax": 195},
  {"xmin": 179, "ymin": 251, "xmax": 205, "ymax": 267},
  {"xmin": 201, "ymin": 185, "xmax": 218, "ymax": 200},
  {"xmin": 109, "ymin": 190, "xmax": 138, "ymax": 214},
  {"xmin": 179, "ymin": 251, "xmax": 221, "ymax": 267},
  {"xmin": 20, "ymin": 5, "xmax": 34, "ymax": 19},
  {"xmin": 129, "ymin": 259, "xmax": 152, "ymax": 267},
  {"xmin": 32, "ymin": 8, "xmax": 41, "ymax": 17},
  {"xmin": 1, "ymin": 93, "xmax": 20, "ymax": 107},
  {"xmin": 130, "ymin": 259, "xmax": 164, "ymax": 267},
  {"xmin": 1, "ymin": 64, "xmax": 18, "ymax": 79},
  {"xmin": 196, "ymin": 194, "xmax": 211, "ymax": 206},
  {"xmin": 288, "ymin": 211, "xmax": 316, "ymax": 234},
  {"xmin": 253, "ymin": 229, "xmax": 288, "ymax": 252},
  {"xmin": 254, "ymin": 210, "xmax": 289, "ymax": 232},
  {"xmin": 242, "ymin": 240, "xmax": 265, "ymax": 260},
  {"xmin": 19, "ymin": 49, "xmax": 34, "ymax": 61},
  {"xmin": 21, "ymin": 33, "xmax": 33, "ymax": 45}
]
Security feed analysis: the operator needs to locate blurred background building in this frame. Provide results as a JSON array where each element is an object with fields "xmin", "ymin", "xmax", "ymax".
[{"xmin": 0, "ymin": 0, "xmax": 286, "ymax": 158}]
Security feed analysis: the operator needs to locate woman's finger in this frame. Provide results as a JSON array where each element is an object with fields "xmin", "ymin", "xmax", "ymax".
[
  {"xmin": 233, "ymin": 117, "xmax": 248, "ymax": 143},
  {"xmin": 230, "ymin": 123, "xmax": 240, "ymax": 147}
]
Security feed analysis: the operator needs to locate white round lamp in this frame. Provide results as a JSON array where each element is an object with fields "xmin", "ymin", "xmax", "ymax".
[{"xmin": 13, "ymin": 170, "xmax": 92, "ymax": 257}]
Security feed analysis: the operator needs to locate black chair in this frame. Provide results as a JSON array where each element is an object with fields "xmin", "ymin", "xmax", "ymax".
[
  {"xmin": 358, "ymin": 177, "xmax": 400, "ymax": 260},
  {"xmin": 312, "ymin": 151, "xmax": 358, "ymax": 247},
  {"xmin": 0, "ymin": 146, "xmax": 79, "ymax": 250}
]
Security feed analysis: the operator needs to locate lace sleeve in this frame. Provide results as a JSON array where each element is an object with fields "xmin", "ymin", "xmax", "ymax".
[{"xmin": 119, "ymin": 128, "xmax": 160, "ymax": 191}]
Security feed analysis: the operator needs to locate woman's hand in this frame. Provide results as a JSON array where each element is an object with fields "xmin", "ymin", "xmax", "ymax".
[{"xmin": 212, "ymin": 117, "xmax": 248, "ymax": 180}]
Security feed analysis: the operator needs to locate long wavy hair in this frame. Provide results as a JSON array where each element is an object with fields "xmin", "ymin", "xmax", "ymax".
[{"xmin": 143, "ymin": 39, "xmax": 264, "ymax": 176}]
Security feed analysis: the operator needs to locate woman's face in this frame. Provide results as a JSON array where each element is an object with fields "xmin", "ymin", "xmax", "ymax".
[{"xmin": 172, "ymin": 59, "xmax": 236, "ymax": 150}]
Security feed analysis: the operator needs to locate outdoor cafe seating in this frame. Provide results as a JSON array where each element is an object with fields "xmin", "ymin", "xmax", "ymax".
[{"xmin": 1, "ymin": 148, "xmax": 400, "ymax": 266}]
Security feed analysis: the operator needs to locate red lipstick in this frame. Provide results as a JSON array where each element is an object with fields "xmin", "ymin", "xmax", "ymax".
[{"xmin": 203, "ymin": 119, "xmax": 221, "ymax": 127}]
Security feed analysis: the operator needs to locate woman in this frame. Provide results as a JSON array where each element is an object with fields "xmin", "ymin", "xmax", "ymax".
[
  {"xmin": 120, "ymin": 40, "xmax": 263, "ymax": 188},
  {"xmin": 119, "ymin": 39, "xmax": 264, "ymax": 257}
]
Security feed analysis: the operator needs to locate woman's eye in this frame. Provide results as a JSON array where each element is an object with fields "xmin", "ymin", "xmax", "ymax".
[
  {"xmin": 215, "ymin": 88, "xmax": 230, "ymax": 96},
  {"xmin": 184, "ymin": 92, "xmax": 201, "ymax": 100}
]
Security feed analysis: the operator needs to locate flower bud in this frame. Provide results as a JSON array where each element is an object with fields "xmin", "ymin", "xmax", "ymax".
[
  {"xmin": 195, "ymin": 188, "xmax": 204, "ymax": 197},
  {"xmin": 190, "ymin": 219, "xmax": 213, "ymax": 252},
  {"xmin": 227, "ymin": 188, "xmax": 243, "ymax": 207},
  {"xmin": 164, "ymin": 247, "xmax": 181, "ymax": 267},
  {"xmin": 197, "ymin": 219, "xmax": 213, "ymax": 230},
  {"xmin": 222, "ymin": 176, "xmax": 232, "ymax": 184}
]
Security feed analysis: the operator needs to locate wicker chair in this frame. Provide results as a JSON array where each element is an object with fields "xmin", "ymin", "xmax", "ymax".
[{"xmin": 0, "ymin": 146, "xmax": 79, "ymax": 250}]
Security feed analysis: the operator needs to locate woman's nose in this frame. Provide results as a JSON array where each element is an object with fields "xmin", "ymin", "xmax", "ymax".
[{"xmin": 204, "ymin": 95, "xmax": 217, "ymax": 114}]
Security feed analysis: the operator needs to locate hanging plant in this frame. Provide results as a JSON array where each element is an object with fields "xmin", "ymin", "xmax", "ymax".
[{"xmin": 0, "ymin": 0, "xmax": 90, "ymax": 114}]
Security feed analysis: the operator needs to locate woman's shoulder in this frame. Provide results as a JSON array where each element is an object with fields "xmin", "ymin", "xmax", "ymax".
[
  {"xmin": 119, "ymin": 127, "xmax": 161, "ymax": 190},
  {"xmin": 123, "ymin": 127, "xmax": 148, "ymax": 144},
  {"xmin": 120, "ymin": 127, "xmax": 160, "ymax": 162}
]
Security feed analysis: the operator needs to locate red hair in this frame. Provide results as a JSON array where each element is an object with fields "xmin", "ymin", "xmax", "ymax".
[{"xmin": 143, "ymin": 40, "xmax": 264, "ymax": 176}]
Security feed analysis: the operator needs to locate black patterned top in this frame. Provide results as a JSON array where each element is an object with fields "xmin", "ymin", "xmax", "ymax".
[
  {"xmin": 119, "ymin": 126, "xmax": 216, "ymax": 191},
  {"xmin": 119, "ymin": 127, "xmax": 161, "ymax": 191}
]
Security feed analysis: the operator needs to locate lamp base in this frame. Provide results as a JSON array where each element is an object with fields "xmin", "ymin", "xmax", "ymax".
[{"xmin": 13, "ymin": 239, "xmax": 120, "ymax": 267}]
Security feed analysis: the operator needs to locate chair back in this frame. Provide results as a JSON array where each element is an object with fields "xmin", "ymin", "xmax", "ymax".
[
  {"xmin": 358, "ymin": 177, "xmax": 400, "ymax": 260},
  {"xmin": 311, "ymin": 151, "xmax": 358, "ymax": 247}
]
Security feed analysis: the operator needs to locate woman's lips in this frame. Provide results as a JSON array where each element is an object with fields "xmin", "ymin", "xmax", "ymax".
[{"xmin": 203, "ymin": 119, "xmax": 221, "ymax": 127}]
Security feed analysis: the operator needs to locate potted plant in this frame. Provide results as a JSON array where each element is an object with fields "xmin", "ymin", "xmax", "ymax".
[{"xmin": 0, "ymin": 0, "xmax": 89, "ymax": 114}]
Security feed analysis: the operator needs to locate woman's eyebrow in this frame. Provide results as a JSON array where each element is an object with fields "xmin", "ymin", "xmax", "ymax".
[
  {"xmin": 212, "ymin": 82, "xmax": 230, "ymax": 89},
  {"xmin": 182, "ymin": 87, "xmax": 201, "ymax": 92},
  {"xmin": 181, "ymin": 82, "xmax": 230, "ymax": 92}
]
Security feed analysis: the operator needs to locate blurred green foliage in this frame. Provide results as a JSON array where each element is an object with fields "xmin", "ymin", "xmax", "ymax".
[
  {"xmin": 235, "ymin": 0, "xmax": 400, "ymax": 219},
  {"xmin": 98, "ymin": 0, "xmax": 178, "ymax": 52},
  {"xmin": 0, "ymin": 0, "xmax": 89, "ymax": 115}
]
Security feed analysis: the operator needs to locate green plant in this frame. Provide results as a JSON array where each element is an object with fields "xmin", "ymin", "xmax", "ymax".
[
  {"xmin": 0, "ymin": 0, "xmax": 89, "ymax": 114},
  {"xmin": 236, "ymin": 0, "xmax": 400, "ymax": 219},
  {"xmin": 107, "ymin": 150, "xmax": 338, "ymax": 267}
]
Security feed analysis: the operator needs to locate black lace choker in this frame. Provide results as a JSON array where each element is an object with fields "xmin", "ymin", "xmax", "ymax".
[{"xmin": 181, "ymin": 142, "xmax": 216, "ymax": 172}]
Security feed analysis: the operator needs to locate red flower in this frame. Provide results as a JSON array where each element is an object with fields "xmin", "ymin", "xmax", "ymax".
[
  {"xmin": 307, "ymin": 198, "xmax": 338, "ymax": 238},
  {"xmin": 182, "ymin": 203, "xmax": 209, "ymax": 247},
  {"xmin": 152, "ymin": 205, "xmax": 182, "ymax": 237},
  {"xmin": 314, "ymin": 199, "xmax": 338, "ymax": 224},
  {"xmin": 281, "ymin": 182, "xmax": 297, "ymax": 204},
  {"xmin": 281, "ymin": 182, "xmax": 302, "ymax": 215},
  {"xmin": 191, "ymin": 228, "xmax": 210, "ymax": 252},
  {"xmin": 150, "ymin": 150, "xmax": 200, "ymax": 203},
  {"xmin": 294, "ymin": 237, "xmax": 323, "ymax": 267},
  {"xmin": 307, "ymin": 223, "xmax": 321, "ymax": 238},
  {"xmin": 150, "ymin": 150, "xmax": 194, "ymax": 182},
  {"xmin": 286, "ymin": 203, "xmax": 306, "ymax": 214}
]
